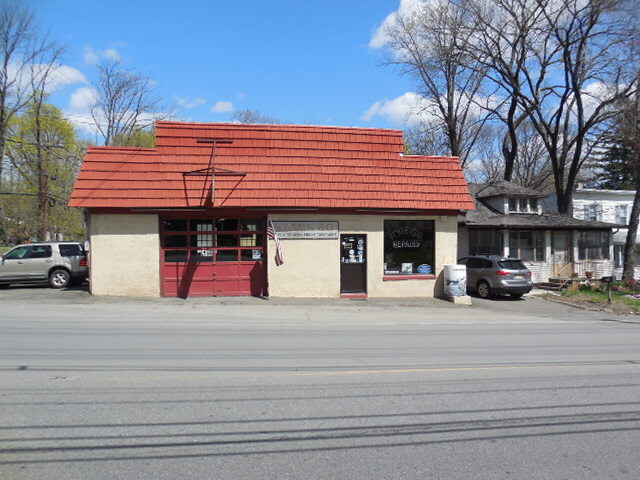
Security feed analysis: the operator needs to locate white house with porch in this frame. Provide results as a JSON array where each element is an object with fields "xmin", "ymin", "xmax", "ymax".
[{"xmin": 459, "ymin": 181, "xmax": 620, "ymax": 284}]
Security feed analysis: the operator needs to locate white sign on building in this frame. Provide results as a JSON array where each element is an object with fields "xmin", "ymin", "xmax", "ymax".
[{"xmin": 272, "ymin": 221, "xmax": 339, "ymax": 239}]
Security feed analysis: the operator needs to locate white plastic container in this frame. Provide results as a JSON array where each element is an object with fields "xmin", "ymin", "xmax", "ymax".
[{"xmin": 444, "ymin": 264, "xmax": 467, "ymax": 297}]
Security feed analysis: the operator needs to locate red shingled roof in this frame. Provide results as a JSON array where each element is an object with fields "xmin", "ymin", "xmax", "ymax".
[{"xmin": 70, "ymin": 121, "xmax": 474, "ymax": 211}]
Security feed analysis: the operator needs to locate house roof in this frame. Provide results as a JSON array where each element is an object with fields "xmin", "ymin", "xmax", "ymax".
[
  {"xmin": 70, "ymin": 121, "xmax": 474, "ymax": 212},
  {"xmin": 461, "ymin": 193, "xmax": 622, "ymax": 230},
  {"xmin": 470, "ymin": 181, "xmax": 547, "ymax": 199}
]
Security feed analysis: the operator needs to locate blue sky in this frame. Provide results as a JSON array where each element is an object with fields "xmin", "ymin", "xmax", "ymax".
[{"xmin": 27, "ymin": 0, "xmax": 420, "ymax": 140}]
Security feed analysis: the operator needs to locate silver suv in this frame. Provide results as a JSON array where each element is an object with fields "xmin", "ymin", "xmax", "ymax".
[
  {"xmin": 0, "ymin": 242, "xmax": 88, "ymax": 289},
  {"xmin": 457, "ymin": 256, "xmax": 532, "ymax": 299}
]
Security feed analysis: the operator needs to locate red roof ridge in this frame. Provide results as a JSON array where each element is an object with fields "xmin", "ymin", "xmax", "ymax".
[
  {"xmin": 402, "ymin": 154, "xmax": 460, "ymax": 161},
  {"xmin": 87, "ymin": 146, "xmax": 157, "ymax": 153},
  {"xmin": 155, "ymin": 120, "xmax": 403, "ymax": 136}
]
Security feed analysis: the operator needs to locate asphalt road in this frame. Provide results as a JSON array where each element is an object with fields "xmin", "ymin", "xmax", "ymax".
[{"xmin": 1, "ymin": 288, "xmax": 639, "ymax": 479}]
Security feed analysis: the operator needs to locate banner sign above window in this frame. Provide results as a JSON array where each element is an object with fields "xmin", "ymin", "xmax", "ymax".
[{"xmin": 272, "ymin": 221, "xmax": 339, "ymax": 239}]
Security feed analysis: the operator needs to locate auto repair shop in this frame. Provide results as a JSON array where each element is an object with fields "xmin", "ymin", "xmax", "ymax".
[{"xmin": 70, "ymin": 121, "xmax": 473, "ymax": 298}]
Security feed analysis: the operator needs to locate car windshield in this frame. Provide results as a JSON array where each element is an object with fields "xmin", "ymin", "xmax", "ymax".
[{"xmin": 498, "ymin": 260, "xmax": 527, "ymax": 270}]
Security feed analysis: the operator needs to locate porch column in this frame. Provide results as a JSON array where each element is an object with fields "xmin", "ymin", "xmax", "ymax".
[
  {"xmin": 545, "ymin": 230, "xmax": 552, "ymax": 263},
  {"xmin": 502, "ymin": 230, "xmax": 509, "ymax": 257}
]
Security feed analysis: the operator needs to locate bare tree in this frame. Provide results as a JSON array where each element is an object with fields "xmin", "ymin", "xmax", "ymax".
[
  {"xmin": 464, "ymin": 121, "xmax": 553, "ymax": 190},
  {"xmin": 382, "ymin": 0, "xmax": 491, "ymax": 168},
  {"xmin": 90, "ymin": 59, "xmax": 162, "ymax": 146},
  {"xmin": 0, "ymin": 1, "xmax": 59, "ymax": 187},
  {"xmin": 231, "ymin": 109, "xmax": 280, "ymax": 124},
  {"xmin": 466, "ymin": 0, "xmax": 636, "ymax": 213}
]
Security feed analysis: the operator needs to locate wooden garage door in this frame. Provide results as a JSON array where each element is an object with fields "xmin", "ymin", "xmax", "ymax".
[{"xmin": 161, "ymin": 217, "xmax": 266, "ymax": 297}]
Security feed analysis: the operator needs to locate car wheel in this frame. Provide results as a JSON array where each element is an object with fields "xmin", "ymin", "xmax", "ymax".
[
  {"xmin": 49, "ymin": 269, "xmax": 70, "ymax": 289},
  {"xmin": 510, "ymin": 293, "xmax": 524, "ymax": 299},
  {"xmin": 477, "ymin": 280, "xmax": 492, "ymax": 299}
]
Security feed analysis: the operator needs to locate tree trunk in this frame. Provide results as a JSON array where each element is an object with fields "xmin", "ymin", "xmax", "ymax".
[{"xmin": 623, "ymin": 186, "xmax": 640, "ymax": 282}]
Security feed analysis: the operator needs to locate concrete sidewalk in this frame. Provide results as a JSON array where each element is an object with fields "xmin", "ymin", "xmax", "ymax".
[{"xmin": 0, "ymin": 284, "xmax": 615, "ymax": 326}]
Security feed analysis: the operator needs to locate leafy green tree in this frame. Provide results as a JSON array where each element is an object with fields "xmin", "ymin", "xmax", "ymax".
[{"xmin": 3, "ymin": 101, "xmax": 84, "ymax": 242}]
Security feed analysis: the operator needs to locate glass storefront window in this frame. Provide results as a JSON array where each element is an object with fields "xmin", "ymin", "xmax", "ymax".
[
  {"xmin": 190, "ymin": 250, "xmax": 214, "ymax": 262},
  {"xmin": 216, "ymin": 218, "xmax": 238, "ymax": 231},
  {"xmin": 241, "ymin": 249, "xmax": 263, "ymax": 261},
  {"xmin": 240, "ymin": 219, "xmax": 263, "ymax": 231},
  {"xmin": 163, "ymin": 219, "xmax": 187, "ymax": 231},
  {"xmin": 216, "ymin": 250, "xmax": 238, "ymax": 262},
  {"xmin": 240, "ymin": 234, "xmax": 263, "ymax": 247},
  {"xmin": 216, "ymin": 234, "xmax": 238, "ymax": 247},
  {"xmin": 383, "ymin": 220, "xmax": 434, "ymax": 275},
  {"xmin": 164, "ymin": 235, "xmax": 188, "ymax": 248},
  {"xmin": 165, "ymin": 250, "xmax": 189, "ymax": 262},
  {"xmin": 190, "ymin": 219, "xmax": 213, "ymax": 232}
]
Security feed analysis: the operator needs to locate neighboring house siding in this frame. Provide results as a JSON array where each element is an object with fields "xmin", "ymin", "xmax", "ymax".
[
  {"xmin": 457, "ymin": 226, "xmax": 469, "ymax": 259},
  {"xmin": 572, "ymin": 190, "xmax": 636, "ymax": 244},
  {"xmin": 525, "ymin": 261, "xmax": 551, "ymax": 284}
]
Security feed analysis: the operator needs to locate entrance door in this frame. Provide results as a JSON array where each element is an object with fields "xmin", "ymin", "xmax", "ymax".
[
  {"xmin": 340, "ymin": 234, "xmax": 367, "ymax": 294},
  {"xmin": 552, "ymin": 231, "xmax": 572, "ymax": 277}
]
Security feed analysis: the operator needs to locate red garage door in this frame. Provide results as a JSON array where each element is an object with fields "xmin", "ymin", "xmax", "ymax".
[{"xmin": 161, "ymin": 217, "xmax": 267, "ymax": 297}]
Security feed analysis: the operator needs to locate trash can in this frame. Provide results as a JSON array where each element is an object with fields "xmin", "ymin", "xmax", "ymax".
[{"xmin": 444, "ymin": 264, "xmax": 467, "ymax": 297}]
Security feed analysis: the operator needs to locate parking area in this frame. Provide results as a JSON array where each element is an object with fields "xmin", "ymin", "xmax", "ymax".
[{"xmin": 0, "ymin": 282, "xmax": 614, "ymax": 325}]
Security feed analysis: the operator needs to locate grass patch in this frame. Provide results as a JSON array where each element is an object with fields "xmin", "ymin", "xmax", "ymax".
[
  {"xmin": 0, "ymin": 246, "xmax": 11, "ymax": 255},
  {"xmin": 561, "ymin": 282, "xmax": 640, "ymax": 309}
]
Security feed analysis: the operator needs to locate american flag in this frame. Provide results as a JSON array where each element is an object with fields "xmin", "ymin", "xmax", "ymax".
[{"xmin": 267, "ymin": 216, "xmax": 284, "ymax": 266}]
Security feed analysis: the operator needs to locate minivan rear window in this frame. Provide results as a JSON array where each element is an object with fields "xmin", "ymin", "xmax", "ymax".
[
  {"xmin": 59, "ymin": 244, "xmax": 83, "ymax": 257},
  {"xmin": 498, "ymin": 260, "xmax": 527, "ymax": 270}
]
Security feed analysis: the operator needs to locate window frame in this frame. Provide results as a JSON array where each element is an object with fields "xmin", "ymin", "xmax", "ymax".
[
  {"xmin": 578, "ymin": 231, "xmax": 610, "ymax": 261},
  {"xmin": 383, "ymin": 219, "xmax": 436, "ymax": 278},
  {"xmin": 508, "ymin": 230, "xmax": 545, "ymax": 262}
]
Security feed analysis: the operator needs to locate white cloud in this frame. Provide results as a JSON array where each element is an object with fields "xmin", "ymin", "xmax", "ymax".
[
  {"xmin": 369, "ymin": 0, "xmax": 425, "ymax": 49},
  {"xmin": 45, "ymin": 65, "xmax": 87, "ymax": 90},
  {"xmin": 175, "ymin": 96, "xmax": 206, "ymax": 109},
  {"xmin": 83, "ymin": 47, "xmax": 99, "ymax": 65},
  {"xmin": 69, "ymin": 86, "xmax": 98, "ymax": 113},
  {"xmin": 6, "ymin": 62, "xmax": 87, "ymax": 96},
  {"xmin": 83, "ymin": 46, "xmax": 123, "ymax": 65},
  {"xmin": 361, "ymin": 92, "xmax": 434, "ymax": 125},
  {"xmin": 103, "ymin": 48, "xmax": 121, "ymax": 62},
  {"xmin": 211, "ymin": 101, "xmax": 234, "ymax": 113},
  {"xmin": 65, "ymin": 86, "xmax": 99, "ymax": 135}
]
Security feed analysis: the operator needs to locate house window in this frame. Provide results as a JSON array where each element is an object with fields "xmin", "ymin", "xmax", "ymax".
[
  {"xmin": 578, "ymin": 231, "xmax": 609, "ymax": 260},
  {"xmin": 519, "ymin": 198, "xmax": 528, "ymax": 212},
  {"xmin": 383, "ymin": 220, "xmax": 434, "ymax": 275},
  {"xmin": 508, "ymin": 197, "xmax": 538, "ymax": 213},
  {"xmin": 469, "ymin": 229, "xmax": 503, "ymax": 256},
  {"xmin": 509, "ymin": 230, "xmax": 544, "ymax": 262},
  {"xmin": 585, "ymin": 204, "xmax": 600, "ymax": 221},
  {"xmin": 616, "ymin": 205, "xmax": 628, "ymax": 224}
]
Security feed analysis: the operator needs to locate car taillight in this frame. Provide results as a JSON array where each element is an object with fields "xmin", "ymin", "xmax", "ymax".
[
  {"xmin": 496, "ymin": 270, "xmax": 509, "ymax": 275},
  {"xmin": 79, "ymin": 257, "xmax": 87, "ymax": 267},
  {"xmin": 527, "ymin": 271, "xmax": 532, "ymax": 278}
]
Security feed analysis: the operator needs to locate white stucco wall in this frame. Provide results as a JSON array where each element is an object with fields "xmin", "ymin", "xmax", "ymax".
[
  {"xmin": 89, "ymin": 214, "xmax": 160, "ymax": 297},
  {"xmin": 267, "ymin": 214, "xmax": 458, "ymax": 298}
]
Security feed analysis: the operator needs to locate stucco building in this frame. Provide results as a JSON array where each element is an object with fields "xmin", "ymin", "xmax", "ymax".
[{"xmin": 70, "ymin": 121, "xmax": 473, "ymax": 298}]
